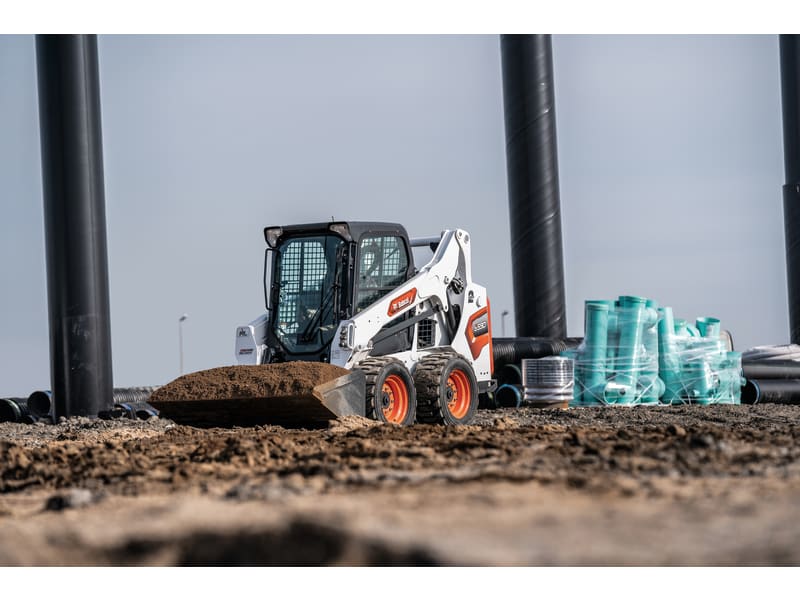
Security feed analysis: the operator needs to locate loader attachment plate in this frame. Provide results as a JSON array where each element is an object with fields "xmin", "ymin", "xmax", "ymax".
[{"xmin": 148, "ymin": 365, "xmax": 366, "ymax": 428}]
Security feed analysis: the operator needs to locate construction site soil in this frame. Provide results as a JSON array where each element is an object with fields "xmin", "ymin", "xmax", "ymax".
[{"xmin": 1, "ymin": 404, "xmax": 799, "ymax": 565}]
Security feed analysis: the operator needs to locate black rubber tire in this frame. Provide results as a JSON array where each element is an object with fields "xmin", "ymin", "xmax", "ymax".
[
  {"xmin": 357, "ymin": 357, "xmax": 417, "ymax": 426},
  {"xmin": 414, "ymin": 353, "xmax": 479, "ymax": 425}
]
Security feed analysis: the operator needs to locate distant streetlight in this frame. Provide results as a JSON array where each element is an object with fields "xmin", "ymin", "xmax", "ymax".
[
  {"xmin": 501, "ymin": 310, "xmax": 509, "ymax": 337},
  {"xmin": 178, "ymin": 314, "xmax": 189, "ymax": 374}
]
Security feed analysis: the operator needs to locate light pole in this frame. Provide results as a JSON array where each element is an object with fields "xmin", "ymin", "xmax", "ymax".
[
  {"xmin": 501, "ymin": 310, "xmax": 509, "ymax": 337},
  {"xmin": 178, "ymin": 314, "xmax": 188, "ymax": 374}
]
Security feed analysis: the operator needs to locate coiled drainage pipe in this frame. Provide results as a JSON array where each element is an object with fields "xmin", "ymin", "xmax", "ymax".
[
  {"xmin": 102, "ymin": 388, "xmax": 161, "ymax": 420},
  {"xmin": 742, "ymin": 360, "xmax": 800, "ymax": 380},
  {"xmin": 495, "ymin": 384, "xmax": 523, "ymax": 408},
  {"xmin": 492, "ymin": 337, "xmax": 582, "ymax": 371},
  {"xmin": 0, "ymin": 398, "xmax": 36, "ymax": 423},
  {"xmin": 741, "ymin": 378, "xmax": 800, "ymax": 404},
  {"xmin": 26, "ymin": 387, "xmax": 161, "ymax": 421},
  {"xmin": 497, "ymin": 363, "xmax": 522, "ymax": 386},
  {"xmin": 27, "ymin": 390, "xmax": 54, "ymax": 419},
  {"xmin": 743, "ymin": 344, "xmax": 800, "ymax": 362},
  {"xmin": 111, "ymin": 401, "xmax": 159, "ymax": 420}
]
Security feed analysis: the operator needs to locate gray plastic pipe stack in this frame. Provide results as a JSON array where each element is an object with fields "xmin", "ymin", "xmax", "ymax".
[{"xmin": 741, "ymin": 344, "xmax": 800, "ymax": 404}]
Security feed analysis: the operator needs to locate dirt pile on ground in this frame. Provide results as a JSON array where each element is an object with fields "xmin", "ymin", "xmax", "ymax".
[
  {"xmin": 150, "ymin": 362, "xmax": 348, "ymax": 402},
  {"xmin": 148, "ymin": 362, "xmax": 350, "ymax": 427}
]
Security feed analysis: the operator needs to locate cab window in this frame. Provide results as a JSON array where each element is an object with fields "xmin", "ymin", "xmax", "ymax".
[{"xmin": 355, "ymin": 235, "xmax": 409, "ymax": 311}]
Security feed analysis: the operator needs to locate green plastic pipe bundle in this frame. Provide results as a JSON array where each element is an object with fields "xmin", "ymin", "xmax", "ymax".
[
  {"xmin": 608, "ymin": 296, "xmax": 646, "ymax": 404},
  {"xmin": 657, "ymin": 306, "xmax": 682, "ymax": 403},
  {"xmin": 572, "ymin": 296, "xmax": 740, "ymax": 406},
  {"xmin": 639, "ymin": 298, "xmax": 661, "ymax": 404},
  {"xmin": 582, "ymin": 301, "xmax": 610, "ymax": 405}
]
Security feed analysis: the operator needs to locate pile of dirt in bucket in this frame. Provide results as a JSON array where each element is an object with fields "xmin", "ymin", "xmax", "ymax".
[
  {"xmin": 150, "ymin": 363, "xmax": 348, "ymax": 402},
  {"xmin": 148, "ymin": 362, "xmax": 350, "ymax": 427}
]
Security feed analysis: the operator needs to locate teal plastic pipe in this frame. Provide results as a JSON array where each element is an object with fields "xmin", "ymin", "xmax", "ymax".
[
  {"xmin": 658, "ymin": 306, "xmax": 683, "ymax": 404},
  {"xmin": 696, "ymin": 317, "xmax": 721, "ymax": 338},
  {"xmin": 724, "ymin": 351, "xmax": 744, "ymax": 404},
  {"xmin": 639, "ymin": 298, "xmax": 661, "ymax": 404},
  {"xmin": 684, "ymin": 360, "xmax": 712, "ymax": 404},
  {"xmin": 673, "ymin": 319, "xmax": 688, "ymax": 336},
  {"xmin": 607, "ymin": 300, "xmax": 620, "ymax": 368},
  {"xmin": 582, "ymin": 301, "xmax": 610, "ymax": 405},
  {"xmin": 612, "ymin": 295, "xmax": 646, "ymax": 404},
  {"xmin": 705, "ymin": 349, "xmax": 743, "ymax": 404},
  {"xmin": 560, "ymin": 348, "xmax": 583, "ymax": 405}
]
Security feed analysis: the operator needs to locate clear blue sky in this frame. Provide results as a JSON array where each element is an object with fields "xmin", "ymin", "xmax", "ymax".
[{"xmin": 0, "ymin": 34, "xmax": 787, "ymax": 395}]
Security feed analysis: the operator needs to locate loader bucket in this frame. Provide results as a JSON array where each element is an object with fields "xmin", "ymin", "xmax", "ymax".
[{"xmin": 149, "ymin": 369, "xmax": 366, "ymax": 428}]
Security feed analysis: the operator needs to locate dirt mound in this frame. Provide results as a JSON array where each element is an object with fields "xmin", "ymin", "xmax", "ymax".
[
  {"xmin": 148, "ymin": 362, "xmax": 352, "ymax": 427},
  {"xmin": 150, "ymin": 363, "xmax": 349, "ymax": 402}
]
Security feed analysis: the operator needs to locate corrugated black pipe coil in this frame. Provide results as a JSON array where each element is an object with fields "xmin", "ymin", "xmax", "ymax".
[{"xmin": 741, "ymin": 378, "xmax": 800, "ymax": 405}]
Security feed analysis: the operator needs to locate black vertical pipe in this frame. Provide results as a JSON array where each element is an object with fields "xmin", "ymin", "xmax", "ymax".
[
  {"xmin": 36, "ymin": 35, "xmax": 113, "ymax": 418},
  {"xmin": 500, "ymin": 34, "xmax": 567, "ymax": 339},
  {"xmin": 781, "ymin": 36, "xmax": 800, "ymax": 344}
]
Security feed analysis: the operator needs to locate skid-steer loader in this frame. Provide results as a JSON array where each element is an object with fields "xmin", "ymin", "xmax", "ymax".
[{"xmin": 151, "ymin": 221, "xmax": 495, "ymax": 426}]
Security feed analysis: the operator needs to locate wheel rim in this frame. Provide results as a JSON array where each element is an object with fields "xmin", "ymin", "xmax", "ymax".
[
  {"xmin": 381, "ymin": 374, "xmax": 409, "ymax": 423},
  {"xmin": 446, "ymin": 369, "xmax": 471, "ymax": 419}
]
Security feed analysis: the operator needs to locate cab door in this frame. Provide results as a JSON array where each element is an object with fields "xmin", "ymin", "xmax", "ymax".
[{"xmin": 355, "ymin": 233, "xmax": 414, "ymax": 355}]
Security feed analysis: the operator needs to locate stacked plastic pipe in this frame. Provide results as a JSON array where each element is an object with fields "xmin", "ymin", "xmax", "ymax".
[
  {"xmin": 0, "ymin": 387, "xmax": 161, "ymax": 423},
  {"xmin": 564, "ymin": 296, "xmax": 743, "ymax": 406},
  {"xmin": 741, "ymin": 345, "xmax": 800, "ymax": 404}
]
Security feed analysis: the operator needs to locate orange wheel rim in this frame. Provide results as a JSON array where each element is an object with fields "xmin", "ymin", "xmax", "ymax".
[
  {"xmin": 381, "ymin": 374, "xmax": 409, "ymax": 424},
  {"xmin": 446, "ymin": 369, "xmax": 471, "ymax": 419}
]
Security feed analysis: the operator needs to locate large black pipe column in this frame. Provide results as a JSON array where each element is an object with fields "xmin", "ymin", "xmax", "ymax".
[
  {"xmin": 781, "ymin": 35, "xmax": 800, "ymax": 344},
  {"xmin": 36, "ymin": 35, "xmax": 113, "ymax": 418},
  {"xmin": 500, "ymin": 34, "xmax": 567, "ymax": 339}
]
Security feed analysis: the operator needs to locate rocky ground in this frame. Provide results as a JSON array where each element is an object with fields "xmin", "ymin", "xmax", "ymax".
[{"xmin": 1, "ymin": 404, "xmax": 799, "ymax": 565}]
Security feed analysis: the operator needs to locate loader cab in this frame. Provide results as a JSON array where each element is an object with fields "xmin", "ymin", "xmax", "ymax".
[{"xmin": 263, "ymin": 221, "xmax": 415, "ymax": 363}]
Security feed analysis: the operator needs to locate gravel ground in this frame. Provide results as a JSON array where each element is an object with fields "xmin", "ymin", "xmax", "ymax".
[{"xmin": 1, "ymin": 404, "xmax": 799, "ymax": 565}]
